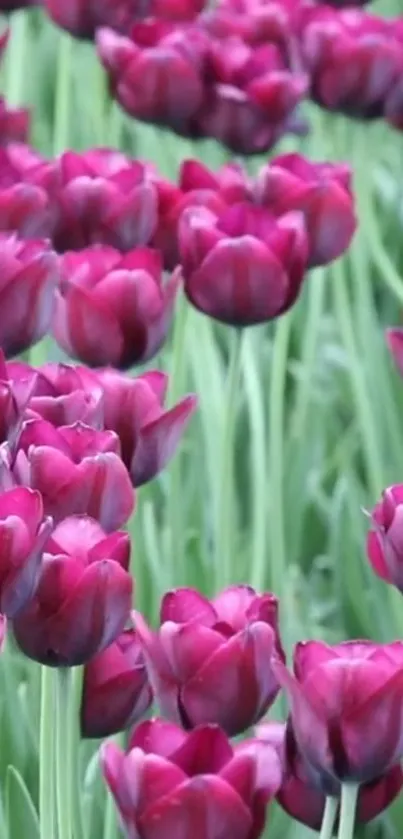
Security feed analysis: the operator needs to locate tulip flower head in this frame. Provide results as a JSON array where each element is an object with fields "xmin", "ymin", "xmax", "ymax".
[
  {"xmin": 273, "ymin": 640, "xmax": 403, "ymax": 786},
  {"xmin": 12, "ymin": 516, "xmax": 133, "ymax": 666},
  {"xmin": 102, "ymin": 718, "xmax": 283, "ymax": 839},
  {"xmin": 367, "ymin": 484, "xmax": 403, "ymax": 593},
  {"xmin": 135, "ymin": 585, "xmax": 284, "ymax": 735}
]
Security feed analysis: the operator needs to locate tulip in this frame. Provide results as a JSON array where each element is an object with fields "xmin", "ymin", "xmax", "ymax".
[
  {"xmin": 386, "ymin": 327, "xmax": 403, "ymax": 377},
  {"xmin": 0, "ymin": 147, "xmax": 54, "ymax": 239},
  {"xmin": 6, "ymin": 361, "xmax": 104, "ymax": 428},
  {"xmin": 0, "ymin": 99, "xmax": 30, "ymax": 146},
  {"xmin": 12, "ymin": 516, "xmax": 133, "ymax": 666},
  {"xmin": 135, "ymin": 585, "xmax": 284, "ymax": 735},
  {"xmin": 0, "ymin": 0, "xmax": 38, "ymax": 8},
  {"xmin": 9, "ymin": 419, "xmax": 135, "ymax": 531},
  {"xmin": 96, "ymin": 368, "xmax": 197, "ymax": 486},
  {"xmin": 52, "ymin": 246, "xmax": 179, "ymax": 369},
  {"xmin": 0, "ymin": 235, "xmax": 59, "ymax": 358},
  {"xmin": 255, "ymin": 153, "xmax": 356, "ymax": 267},
  {"xmin": 300, "ymin": 8, "xmax": 403, "ymax": 127},
  {"xmin": 102, "ymin": 718, "xmax": 282, "ymax": 839},
  {"xmin": 44, "ymin": 0, "xmax": 206, "ymax": 39},
  {"xmin": 0, "ymin": 487, "xmax": 52, "ymax": 618},
  {"xmin": 200, "ymin": 0, "xmax": 297, "ymax": 49},
  {"xmin": 29, "ymin": 148, "xmax": 158, "ymax": 252},
  {"xmin": 257, "ymin": 721, "xmax": 403, "ymax": 830},
  {"xmin": 273, "ymin": 640, "xmax": 403, "ymax": 786},
  {"xmin": 179, "ymin": 202, "xmax": 308, "ymax": 326},
  {"xmin": 81, "ymin": 628, "xmax": 153, "ymax": 738},
  {"xmin": 0, "ymin": 351, "xmax": 37, "ymax": 446},
  {"xmin": 96, "ymin": 24, "xmax": 208, "ymax": 134},
  {"xmin": 366, "ymin": 484, "xmax": 403, "ymax": 592}
]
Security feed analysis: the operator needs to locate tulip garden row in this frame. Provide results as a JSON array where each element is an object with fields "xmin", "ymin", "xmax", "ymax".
[{"xmin": 0, "ymin": 1, "xmax": 402, "ymax": 839}]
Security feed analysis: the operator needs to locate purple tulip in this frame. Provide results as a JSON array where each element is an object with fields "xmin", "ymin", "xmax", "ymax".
[
  {"xmin": 12, "ymin": 515, "xmax": 133, "ymax": 666},
  {"xmin": 366, "ymin": 484, "xmax": 403, "ymax": 593}
]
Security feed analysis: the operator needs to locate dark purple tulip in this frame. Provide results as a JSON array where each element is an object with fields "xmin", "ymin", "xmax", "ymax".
[
  {"xmin": 257, "ymin": 721, "xmax": 403, "ymax": 831},
  {"xmin": 96, "ymin": 368, "xmax": 197, "ymax": 487},
  {"xmin": 9, "ymin": 419, "xmax": 135, "ymax": 531},
  {"xmin": 135, "ymin": 585, "xmax": 284, "ymax": 736},
  {"xmin": 52, "ymin": 246, "xmax": 179, "ymax": 369},
  {"xmin": 179, "ymin": 202, "xmax": 308, "ymax": 326},
  {"xmin": 44, "ymin": 0, "xmax": 206, "ymax": 40},
  {"xmin": 12, "ymin": 515, "xmax": 133, "ymax": 667},
  {"xmin": 273, "ymin": 640, "xmax": 403, "ymax": 786},
  {"xmin": 81, "ymin": 628, "xmax": 152, "ymax": 738},
  {"xmin": 102, "ymin": 719, "xmax": 282, "ymax": 839},
  {"xmin": 0, "ymin": 487, "xmax": 52, "ymax": 618}
]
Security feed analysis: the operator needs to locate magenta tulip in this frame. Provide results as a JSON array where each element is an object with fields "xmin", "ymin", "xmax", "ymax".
[
  {"xmin": 273, "ymin": 640, "xmax": 403, "ymax": 785},
  {"xmin": 257, "ymin": 721, "xmax": 403, "ymax": 830},
  {"xmin": 135, "ymin": 585, "xmax": 284, "ymax": 735},
  {"xmin": 12, "ymin": 515, "xmax": 133, "ymax": 666},
  {"xmin": 386, "ymin": 327, "xmax": 403, "ymax": 377},
  {"xmin": 53, "ymin": 246, "xmax": 179, "ymax": 368},
  {"xmin": 9, "ymin": 419, "xmax": 135, "ymax": 531},
  {"xmin": 179, "ymin": 202, "xmax": 308, "ymax": 326},
  {"xmin": 0, "ymin": 235, "xmax": 59, "ymax": 358},
  {"xmin": 0, "ymin": 98, "xmax": 30, "ymax": 146},
  {"xmin": 81, "ymin": 628, "xmax": 153, "ymax": 738},
  {"xmin": 255, "ymin": 153, "xmax": 356, "ymax": 266},
  {"xmin": 7, "ymin": 361, "xmax": 103, "ymax": 428},
  {"xmin": 102, "ymin": 718, "xmax": 282, "ymax": 839},
  {"xmin": 366, "ymin": 484, "xmax": 403, "ymax": 593},
  {"xmin": 0, "ymin": 487, "xmax": 52, "ymax": 618},
  {"xmin": 96, "ymin": 368, "xmax": 197, "ymax": 486},
  {"xmin": 0, "ymin": 147, "xmax": 54, "ymax": 239},
  {"xmin": 44, "ymin": 0, "xmax": 205, "ymax": 39},
  {"xmin": 0, "ymin": 351, "xmax": 37, "ymax": 446}
]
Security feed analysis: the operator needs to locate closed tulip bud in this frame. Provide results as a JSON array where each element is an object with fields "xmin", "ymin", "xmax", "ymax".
[
  {"xmin": 0, "ymin": 235, "xmax": 59, "ymax": 358},
  {"xmin": 53, "ymin": 246, "xmax": 179, "ymax": 369},
  {"xmin": 0, "ymin": 147, "xmax": 54, "ymax": 239},
  {"xmin": 96, "ymin": 24, "xmax": 207, "ymax": 133},
  {"xmin": 81, "ymin": 628, "xmax": 153, "ymax": 738},
  {"xmin": 366, "ymin": 484, "xmax": 403, "ymax": 592},
  {"xmin": 256, "ymin": 153, "xmax": 356, "ymax": 266},
  {"xmin": 7, "ymin": 361, "xmax": 104, "ymax": 428},
  {"xmin": 179, "ymin": 202, "xmax": 308, "ymax": 326},
  {"xmin": 257, "ymin": 721, "xmax": 403, "ymax": 830},
  {"xmin": 135, "ymin": 585, "xmax": 284, "ymax": 736},
  {"xmin": 12, "ymin": 516, "xmax": 133, "ymax": 667},
  {"xmin": 0, "ymin": 487, "xmax": 52, "ymax": 618},
  {"xmin": 102, "ymin": 718, "xmax": 282, "ymax": 839},
  {"xmin": 11, "ymin": 419, "xmax": 135, "ymax": 531},
  {"xmin": 273, "ymin": 640, "xmax": 403, "ymax": 786},
  {"xmin": 96, "ymin": 368, "xmax": 197, "ymax": 487}
]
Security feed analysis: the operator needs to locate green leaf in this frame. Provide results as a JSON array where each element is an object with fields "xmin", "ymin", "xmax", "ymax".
[{"xmin": 6, "ymin": 766, "xmax": 39, "ymax": 839}]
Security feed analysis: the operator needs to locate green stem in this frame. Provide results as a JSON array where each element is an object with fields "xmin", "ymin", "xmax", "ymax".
[
  {"xmin": 103, "ymin": 792, "xmax": 117, "ymax": 839},
  {"xmin": 5, "ymin": 11, "xmax": 30, "ymax": 106},
  {"xmin": 337, "ymin": 784, "xmax": 359, "ymax": 839},
  {"xmin": 53, "ymin": 31, "xmax": 73, "ymax": 155},
  {"xmin": 56, "ymin": 669, "xmax": 73, "ymax": 839},
  {"xmin": 216, "ymin": 327, "xmax": 244, "ymax": 589},
  {"xmin": 243, "ymin": 331, "xmax": 267, "ymax": 591},
  {"xmin": 320, "ymin": 796, "xmax": 338, "ymax": 839},
  {"xmin": 268, "ymin": 316, "xmax": 292, "ymax": 620},
  {"xmin": 39, "ymin": 667, "xmax": 55, "ymax": 839}
]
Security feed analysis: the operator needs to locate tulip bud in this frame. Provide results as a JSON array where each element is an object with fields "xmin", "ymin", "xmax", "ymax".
[
  {"xmin": 179, "ymin": 202, "xmax": 308, "ymax": 326},
  {"xmin": 386, "ymin": 327, "xmax": 403, "ymax": 377},
  {"xmin": 135, "ymin": 585, "xmax": 284, "ymax": 735},
  {"xmin": 273, "ymin": 640, "xmax": 403, "ymax": 787},
  {"xmin": 53, "ymin": 246, "xmax": 179, "ymax": 369},
  {"xmin": 366, "ymin": 484, "xmax": 403, "ymax": 592},
  {"xmin": 96, "ymin": 368, "xmax": 197, "ymax": 487},
  {"xmin": 81, "ymin": 628, "xmax": 153, "ymax": 738},
  {"xmin": 11, "ymin": 419, "xmax": 135, "ymax": 531},
  {"xmin": 0, "ymin": 487, "xmax": 52, "ymax": 618},
  {"xmin": 256, "ymin": 720, "xmax": 403, "ymax": 831},
  {"xmin": 12, "ymin": 516, "xmax": 133, "ymax": 667},
  {"xmin": 0, "ymin": 235, "xmax": 59, "ymax": 358},
  {"xmin": 102, "ymin": 718, "xmax": 282, "ymax": 839}
]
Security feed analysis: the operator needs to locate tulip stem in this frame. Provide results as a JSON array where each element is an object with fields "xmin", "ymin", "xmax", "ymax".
[
  {"xmin": 338, "ymin": 784, "xmax": 359, "ymax": 839},
  {"xmin": 56, "ymin": 668, "xmax": 73, "ymax": 839},
  {"xmin": 53, "ymin": 30, "xmax": 73, "ymax": 155},
  {"xmin": 216, "ymin": 327, "xmax": 244, "ymax": 588},
  {"xmin": 320, "ymin": 796, "xmax": 338, "ymax": 839},
  {"xmin": 39, "ymin": 666, "xmax": 56, "ymax": 839}
]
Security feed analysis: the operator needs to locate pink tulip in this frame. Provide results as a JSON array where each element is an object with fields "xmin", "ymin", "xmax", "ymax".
[
  {"xmin": 366, "ymin": 484, "xmax": 403, "ymax": 593},
  {"xmin": 7, "ymin": 361, "xmax": 103, "ymax": 428},
  {"xmin": 135, "ymin": 585, "xmax": 284, "ymax": 735},
  {"xmin": 0, "ymin": 147, "xmax": 54, "ymax": 239},
  {"xmin": 53, "ymin": 246, "xmax": 179, "ymax": 368},
  {"xmin": 0, "ymin": 351, "xmax": 37, "ymax": 446},
  {"xmin": 12, "ymin": 516, "xmax": 133, "ymax": 666}
]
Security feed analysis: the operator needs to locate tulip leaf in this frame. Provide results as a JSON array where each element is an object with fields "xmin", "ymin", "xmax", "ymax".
[{"xmin": 6, "ymin": 765, "xmax": 39, "ymax": 839}]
